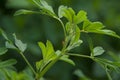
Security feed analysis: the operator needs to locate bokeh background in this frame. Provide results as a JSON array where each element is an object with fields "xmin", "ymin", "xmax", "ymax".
[{"xmin": 0, "ymin": 0, "xmax": 120, "ymax": 80}]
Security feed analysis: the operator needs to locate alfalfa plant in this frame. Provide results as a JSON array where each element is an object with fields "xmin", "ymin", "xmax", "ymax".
[{"xmin": 0, "ymin": 0, "xmax": 120, "ymax": 80}]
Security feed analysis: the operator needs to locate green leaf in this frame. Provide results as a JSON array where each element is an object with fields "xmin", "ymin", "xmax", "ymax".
[
  {"xmin": 84, "ymin": 22, "xmax": 104, "ymax": 31},
  {"xmin": 83, "ymin": 20, "xmax": 120, "ymax": 38},
  {"xmin": 0, "ymin": 28, "xmax": 9, "ymax": 41},
  {"xmin": 91, "ymin": 29, "xmax": 120, "ymax": 39},
  {"xmin": 13, "ymin": 34, "xmax": 27, "ymax": 52},
  {"xmin": 46, "ymin": 40, "xmax": 55, "ymax": 58},
  {"xmin": 74, "ymin": 69, "xmax": 91, "ymax": 80},
  {"xmin": 0, "ymin": 47, "xmax": 8, "ymax": 56},
  {"xmin": 36, "ymin": 60, "xmax": 43, "ymax": 71},
  {"xmin": 94, "ymin": 58, "xmax": 120, "ymax": 72},
  {"xmin": 92, "ymin": 46, "xmax": 105, "ymax": 56},
  {"xmin": 14, "ymin": 9, "xmax": 39, "ymax": 16},
  {"xmin": 38, "ymin": 40, "xmax": 56, "ymax": 60},
  {"xmin": 39, "ymin": 0, "xmax": 54, "ymax": 13},
  {"xmin": 0, "ymin": 59, "xmax": 17, "ymax": 68},
  {"xmin": 60, "ymin": 55, "xmax": 75, "ymax": 66},
  {"xmin": 38, "ymin": 42, "xmax": 46, "ymax": 59},
  {"xmin": 74, "ymin": 10, "xmax": 87, "ymax": 24},
  {"xmin": 58, "ymin": 5, "xmax": 75, "ymax": 22},
  {"xmin": 32, "ymin": 0, "xmax": 56, "ymax": 18},
  {"xmin": 83, "ymin": 20, "xmax": 91, "ymax": 30},
  {"xmin": 5, "ymin": 41, "xmax": 17, "ymax": 50}
]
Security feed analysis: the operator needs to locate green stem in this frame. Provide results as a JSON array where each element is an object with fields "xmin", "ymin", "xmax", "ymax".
[
  {"xmin": 66, "ymin": 53, "xmax": 92, "ymax": 59},
  {"xmin": 35, "ymin": 53, "xmax": 63, "ymax": 79},
  {"xmin": 20, "ymin": 52, "xmax": 36, "ymax": 75},
  {"xmin": 57, "ymin": 18, "xmax": 67, "ymax": 37},
  {"xmin": 105, "ymin": 66, "xmax": 112, "ymax": 80}
]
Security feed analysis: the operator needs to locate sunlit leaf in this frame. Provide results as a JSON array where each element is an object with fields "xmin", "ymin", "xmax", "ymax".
[
  {"xmin": 74, "ymin": 10, "xmax": 87, "ymax": 24},
  {"xmin": 36, "ymin": 60, "xmax": 43, "ymax": 71},
  {"xmin": 38, "ymin": 42, "xmax": 46, "ymax": 59},
  {"xmin": 38, "ymin": 40, "xmax": 56, "ymax": 60},
  {"xmin": 84, "ymin": 22, "xmax": 104, "ymax": 31}
]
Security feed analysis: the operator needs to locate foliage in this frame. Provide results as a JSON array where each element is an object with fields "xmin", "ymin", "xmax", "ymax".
[{"xmin": 0, "ymin": 0, "xmax": 120, "ymax": 80}]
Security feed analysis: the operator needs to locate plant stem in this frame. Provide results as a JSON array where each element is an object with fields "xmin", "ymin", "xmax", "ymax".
[
  {"xmin": 57, "ymin": 18, "xmax": 67, "ymax": 37},
  {"xmin": 66, "ymin": 53, "xmax": 92, "ymax": 59},
  {"xmin": 20, "ymin": 52, "xmax": 36, "ymax": 75},
  {"xmin": 105, "ymin": 66, "xmax": 112, "ymax": 80}
]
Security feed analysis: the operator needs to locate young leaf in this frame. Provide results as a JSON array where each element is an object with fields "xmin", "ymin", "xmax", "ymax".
[
  {"xmin": 14, "ymin": 9, "xmax": 39, "ymax": 16},
  {"xmin": 46, "ymin": 40, "xmax": 55, "ymax": 59},
  {"xmin": 92, "ymin": 46, "xmax": 105, "ymax": 56},
  {"xmin": 0, "ymin": 47, "xmax": 8, "ymax": 56},
  {"xmin": 38, "ymin": 40, "xmax": 56, "ymax": 60},
  {"xmin": 60, "ymin": 55, "xmax": 75, "ymax": 66},
  {"xmin": 13, "ymin": 34, "xmax": 27, "ymax": 52},
  {"xmin": 74, "ymin": 10, "xmax": 87, "ymax": 24},
  {"xmin": 0, "ymin": 59, "xmax": 17, "ymax": 68},
  {"xmin": 38, "ymin": 42, "xmax": 46, "ymax": 59}
]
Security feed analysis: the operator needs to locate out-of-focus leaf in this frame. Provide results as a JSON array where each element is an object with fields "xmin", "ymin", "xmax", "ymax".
[
  {"xmin": 92, "ymin": 46, "xmax": 105, "ymax": 56},
  {"xmin": 0, "ymin": 28, "xmax": 9, "ymax": 41},
  {"xmin": 5, "ymin": 41, "xmax": 17, "ymax": 50},
  {"xmin": 74, "ymin": 69, "xmax": 91, "ymax": 80},
  {"xmin": 14, "ymin": 9, "xmax": 39, "ymax": 16},
  {"xmin": 0, "ymin": 47, "xmax": 8, "ymax": 56},
  {"xmin": 94, "ymin": 58, "xmax": 120, "ymax": 72},
  {"xmin": 13, "ymin": 34, "xmax": 27, "ymax": 52},
  {"xmin": 0, "ymin": 59, "xmax": 17, "ymax": 68}
]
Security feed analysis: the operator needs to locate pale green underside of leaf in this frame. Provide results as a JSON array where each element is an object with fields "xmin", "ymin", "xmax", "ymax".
[
  {"xmin": 5, "ymin": 41, "xmax": 17, "ymax": 50},
  {"xmin": 92, "ymin": 46, "xmax": 105, "ymax": 56},
  {"xmin": 13, "ymin": 34, "xmax": 27, "ymax": 52}
]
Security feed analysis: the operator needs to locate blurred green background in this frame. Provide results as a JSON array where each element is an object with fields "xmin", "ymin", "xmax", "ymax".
[{"xmin": 0, "ymin": 0, "xmax": 120, "ymax": 80}]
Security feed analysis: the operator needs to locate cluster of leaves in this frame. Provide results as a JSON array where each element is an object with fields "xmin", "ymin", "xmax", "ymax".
[{"xmin": 0, "ymin": 0, "xmax": 120, "ymax": 80}]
